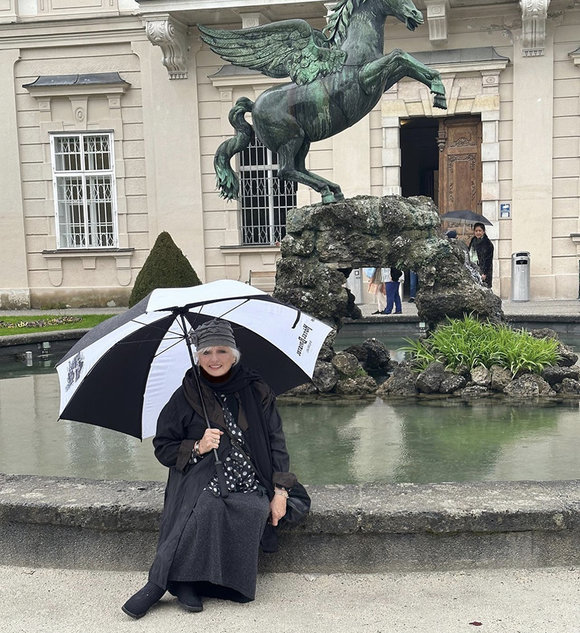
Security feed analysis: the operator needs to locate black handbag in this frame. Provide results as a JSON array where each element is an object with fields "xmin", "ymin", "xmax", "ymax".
[
  {"xmin": 217, "ymin": 416, "xmax": 311, "ymax": 525},
  {"xmin": 282, "ymin": 482, "xmax": 311, "ymax": 525}
]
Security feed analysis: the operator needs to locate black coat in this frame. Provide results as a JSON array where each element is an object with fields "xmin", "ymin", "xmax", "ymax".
[
  {"xmin": 147, "ymin": 367, "xmax": 294, "ymax": 589},
  {"xmin": 468, "ymin": 234, "xmax": 494, "ymax": 287}
]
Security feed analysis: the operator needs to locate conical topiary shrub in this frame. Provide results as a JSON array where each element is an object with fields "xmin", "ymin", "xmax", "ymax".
[{"xmin": 129, "ymin": 231, "xmax": 202, "ymax": 307}]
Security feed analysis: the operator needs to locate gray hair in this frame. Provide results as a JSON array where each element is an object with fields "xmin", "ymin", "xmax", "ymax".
[{"xmin": 192, "ymin": 345, "xmax": 241, "ymax": 366}]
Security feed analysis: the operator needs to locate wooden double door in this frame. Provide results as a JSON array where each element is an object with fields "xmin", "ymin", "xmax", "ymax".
[
  {"xmin": 400, "ymin": 115, "xmax": 482, "ymax": 215},
  {"xmin": 437, "ymin": 116, "xmax": 482, "ymax": 215}
]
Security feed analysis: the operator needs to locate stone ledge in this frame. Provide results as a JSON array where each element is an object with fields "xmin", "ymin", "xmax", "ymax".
[
  {"xmin": 1, "ymin": 474, "xmax": 578, "ymax": 573},
  {"xmin": 0, "ymin": 329, "xmax": 87, "ymax": 348}
]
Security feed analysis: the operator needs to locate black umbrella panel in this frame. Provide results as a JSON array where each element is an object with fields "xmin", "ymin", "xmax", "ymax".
[{"xmin": 440, "ymin": 210, "xmax": 492, "ymax": 226}]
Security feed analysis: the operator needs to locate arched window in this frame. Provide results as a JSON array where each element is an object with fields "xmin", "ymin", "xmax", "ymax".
[{"xmin": 239, "ymin": 137, "xmax": 296, "ymax": 245}]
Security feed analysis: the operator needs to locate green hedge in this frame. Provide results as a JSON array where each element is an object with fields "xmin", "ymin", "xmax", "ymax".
[{"xmin": 129, "ymin": 232, "xmax": 201, "ymax": 307}]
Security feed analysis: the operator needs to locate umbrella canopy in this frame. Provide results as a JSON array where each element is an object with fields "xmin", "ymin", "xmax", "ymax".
[
  {"xmin": 440, "ymin": 210, "xmax": 492, "ymax": 226},
  {"xmin": 56, "ymin": 280, "xmax": 333, "ymax": 439}
]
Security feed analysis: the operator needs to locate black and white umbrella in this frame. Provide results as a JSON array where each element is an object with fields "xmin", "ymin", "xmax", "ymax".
[{"xmin": 56, "ymin": 280, "xmax": 333, "ymax": 439}]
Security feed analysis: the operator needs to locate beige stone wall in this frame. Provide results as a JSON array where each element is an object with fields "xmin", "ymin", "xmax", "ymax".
[
  {"xmin": 0, "ymin": 2, "xmax": 578, "ymax": 307},
  {"xmin": 0, "ymin": 48, "xmax": 30, "ymax": 307},
  {"xmin": 196, "ymin": 39, "xmax": 250, "ymax": 283},
  {"xmin": 552, "ymin": 18, "xmax": 580, "ymax": 298},
  {"xmin": 497, "ymin": 56, "xmax": 514, "ymax": 298},
  {"xmin": 376, "ymin": 3, "xmax": 580, "ymax": 300},
  {"xmin": 131, "ymin": 33, "xmax": 206, "ymax": 283},
  {"xmin": 13, "ymin": 31, "xmax": 147, "ymax": 307}
]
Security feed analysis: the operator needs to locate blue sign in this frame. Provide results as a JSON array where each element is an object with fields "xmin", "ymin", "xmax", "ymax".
[{"xmin": 500, "ymin": 203, "xmax": 511, "ymax": 218}]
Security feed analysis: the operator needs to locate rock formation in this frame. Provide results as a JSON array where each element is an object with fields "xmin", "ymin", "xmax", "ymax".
[
  {"xmin": 273, "ymin": 195, "xmax": 503, "ymax": 330},
  {"xmin": 271, "ymin": 196, "xmax": 578, "ymax": 400}
]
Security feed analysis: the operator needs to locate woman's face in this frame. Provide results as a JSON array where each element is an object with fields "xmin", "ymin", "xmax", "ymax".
[
  {"xmin": 474, "ymin": 226, "xmax": 485, "ymax": 239},
  {"xmin": 198, "ymin": 346, "xmax": 236, "ymax": 377}
]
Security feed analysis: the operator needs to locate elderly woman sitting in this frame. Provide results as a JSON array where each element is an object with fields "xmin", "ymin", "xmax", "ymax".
[{"xmin": 122, "ymin": 318, "xmax": 296, "ymax": 618}]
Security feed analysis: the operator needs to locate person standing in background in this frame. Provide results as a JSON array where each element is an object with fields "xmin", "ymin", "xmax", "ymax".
[
  {"xmin": 408, "ymin": 271, "xmax": 418, "ymax": 303},
  {"xmin": 384, "ymin": 268, "xmax": 403, "ymax": 315},
  {"xmin": 468, "ymin": 223, "xmax": 494, "ymax": 288},
  {"xmin": 364, "ymin": 267, "xmax": 387, "ymax": 314}
]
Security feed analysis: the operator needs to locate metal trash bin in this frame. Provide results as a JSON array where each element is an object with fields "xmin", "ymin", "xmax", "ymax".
[
  {"xmin": 346, "ymin": 268, "xmax": 364, "ymax": 304},
  {"xmin": 511, "ymin": 251, "xmax": 530, "ymax": 302}
]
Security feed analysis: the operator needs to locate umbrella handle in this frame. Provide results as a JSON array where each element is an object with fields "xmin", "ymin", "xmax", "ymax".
[
  {"xmin": 179, "ymin": 313, "xmax": 230, "ymax": 498},
  {"xmin": 214, "ymin": 456, "xmax": 229, "ymax": 498}
]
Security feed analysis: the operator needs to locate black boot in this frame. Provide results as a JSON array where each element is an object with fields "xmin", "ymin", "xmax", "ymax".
[
  {"xmin": 174, "ymin": 582, "xmax": 203, "ymax": 613},
  {"xmin": 121, "ymin": 581, "xmax": 165, "ymax": 619}
]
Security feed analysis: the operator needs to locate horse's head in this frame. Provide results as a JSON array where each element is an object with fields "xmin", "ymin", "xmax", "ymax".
[{"xmin": 383, "ymin": 0, "xmax": 424, "ymax": 31}]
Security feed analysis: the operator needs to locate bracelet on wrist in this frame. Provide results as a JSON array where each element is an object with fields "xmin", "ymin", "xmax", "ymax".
[
  {"xmin": 192, "ymin": 440, "xmax": 201, "ymax": 458},
  {"xmin": 274, "ymin": 487, "xmax": 289, "ymax": 499}
]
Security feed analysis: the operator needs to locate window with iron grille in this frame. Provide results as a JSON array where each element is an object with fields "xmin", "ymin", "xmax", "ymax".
[
  {"xmin": 239, "ymin": 137, "xmax": 296, "ymax": 245},
  {"xmin": 50, "ymin": 132, "xmax": 118, "ymax": 249}
]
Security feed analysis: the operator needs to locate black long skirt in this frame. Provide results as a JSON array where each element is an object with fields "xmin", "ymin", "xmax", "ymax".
[{"xmin": 167, "ymin": 489, "xmax": 270, "ymax": 601}]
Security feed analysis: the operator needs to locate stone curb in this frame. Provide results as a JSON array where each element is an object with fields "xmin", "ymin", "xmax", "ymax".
[
  {"xmin": 0, "ymin": 329, "xmax": 87, "ymax": 348},
  {"xmin": 1, "ymin": 474, "xmax": 578, "ymax": 573}
]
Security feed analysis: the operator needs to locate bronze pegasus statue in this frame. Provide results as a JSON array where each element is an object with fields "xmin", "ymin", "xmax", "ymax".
[{"xmin": 200, "ymin": 0, "xmax": 447, "ymax": 204}]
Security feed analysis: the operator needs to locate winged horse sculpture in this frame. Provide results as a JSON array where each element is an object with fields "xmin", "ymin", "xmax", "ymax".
[{"xmin": 199, "ymin": 0, "xmax": 447, "ymax": 204}]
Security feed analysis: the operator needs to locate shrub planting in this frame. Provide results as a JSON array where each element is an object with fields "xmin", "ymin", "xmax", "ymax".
[{"xmin": 129, "ymin": 232, "xmax": 201, "ymax": 307}]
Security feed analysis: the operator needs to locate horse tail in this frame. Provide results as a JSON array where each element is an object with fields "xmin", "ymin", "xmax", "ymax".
[{"xmin": 214, "ymin": 97, "xmax": 255, "ymax": 200}]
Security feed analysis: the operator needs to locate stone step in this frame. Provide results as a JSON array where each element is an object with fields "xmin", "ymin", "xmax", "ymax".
[{"xmin": 1, "ymin": 474, "xmax": 578, "ymax": 573}]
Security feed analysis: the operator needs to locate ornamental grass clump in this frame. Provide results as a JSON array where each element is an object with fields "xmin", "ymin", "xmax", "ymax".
[{"xmin": 402, "ymin": 315, "xmax": 559, "ymax": 376}]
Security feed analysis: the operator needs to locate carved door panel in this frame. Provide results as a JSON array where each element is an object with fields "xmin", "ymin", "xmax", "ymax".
[{"xmin": 437, "ymin": 117, "xmax": 482, "ymax": 215}]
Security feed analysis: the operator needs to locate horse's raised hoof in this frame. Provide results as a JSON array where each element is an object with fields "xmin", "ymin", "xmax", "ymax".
[
  {"xmin": 321, "ymin": 191, "xmax": 339, "ymax": 204},
  {"xmin": 433, "ymin": 94, "xmax": 447, "ymax": 110}
]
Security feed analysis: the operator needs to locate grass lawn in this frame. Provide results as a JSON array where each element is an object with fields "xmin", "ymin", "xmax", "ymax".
[{"xmin": 0, "ymin": 314, "xmax": 115, "ymax": 336}]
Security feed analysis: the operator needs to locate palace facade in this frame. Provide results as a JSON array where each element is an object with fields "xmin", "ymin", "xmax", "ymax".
[{"xmin": 0, "ymin": 0, "xmax": 579, "ymax": 307}]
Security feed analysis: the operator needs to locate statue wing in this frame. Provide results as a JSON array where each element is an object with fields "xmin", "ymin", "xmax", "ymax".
[{"xmin": 198, "ymin": 20, "xmax": 346, "ymax": 85}]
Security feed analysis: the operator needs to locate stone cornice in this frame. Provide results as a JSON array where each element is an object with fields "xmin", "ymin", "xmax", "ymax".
[
  {"xmin": 410, "ymin": 47, "xmax": 510, "ymax": 75},
  {"xmin": 519, "ymin": 0, "xmax": 551, "ymax": 57},
  {"xmin": 0, "ymin": 17, "xmax": 144, "ymax": 47},
  {"xmin": 144, "ymin": 13, "xmax": 191, "ymax": 79},
  {"xmin": 23, "ymin": 73, "xmax": 130, "ymax": 98}
]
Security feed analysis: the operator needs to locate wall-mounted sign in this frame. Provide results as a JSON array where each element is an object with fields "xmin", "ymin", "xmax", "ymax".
[{"xmin": 500, "ymin": 203, "xmax": 511, "ymax": 218}]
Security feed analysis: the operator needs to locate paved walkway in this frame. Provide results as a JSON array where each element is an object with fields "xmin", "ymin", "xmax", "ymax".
[
  {"xmin": 1, "ymin": 565, "xmax": 578, "ymax": 633},
  {"xmin": 1, "ymin": 299, "xmax": 579, "ymax": 319},
  {"xmin": 1, "ymin": 302, "xmax": 578, "ymax": 630},
  {"xmin": 358, "ymin": 298, "xmax": 580, "ymax": 318}
]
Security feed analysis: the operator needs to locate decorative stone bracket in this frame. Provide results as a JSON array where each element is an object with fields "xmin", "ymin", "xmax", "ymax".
[
  {"xmin": 234, "ymin": 12, "xmax": 270, "ymax": 28},
  {"xmin": 424, "ymin": 0, "xmax": 449, "ymax": 43},
  {"xmin": 520, "ymin": 0, "xmax": 551, "ymax": 57},
  {"xmin": 570, "ymin": 46, "xmax": 580, "ymax": 66},
  {"xmin": 145, "ymin": 15, "xmax": 191, "ymax": 80}
]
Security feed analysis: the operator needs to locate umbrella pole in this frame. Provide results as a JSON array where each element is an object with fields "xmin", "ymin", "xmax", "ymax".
[{"xmin": 179, "ymin": 314, "xmax": 229, "ymax": 499}]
